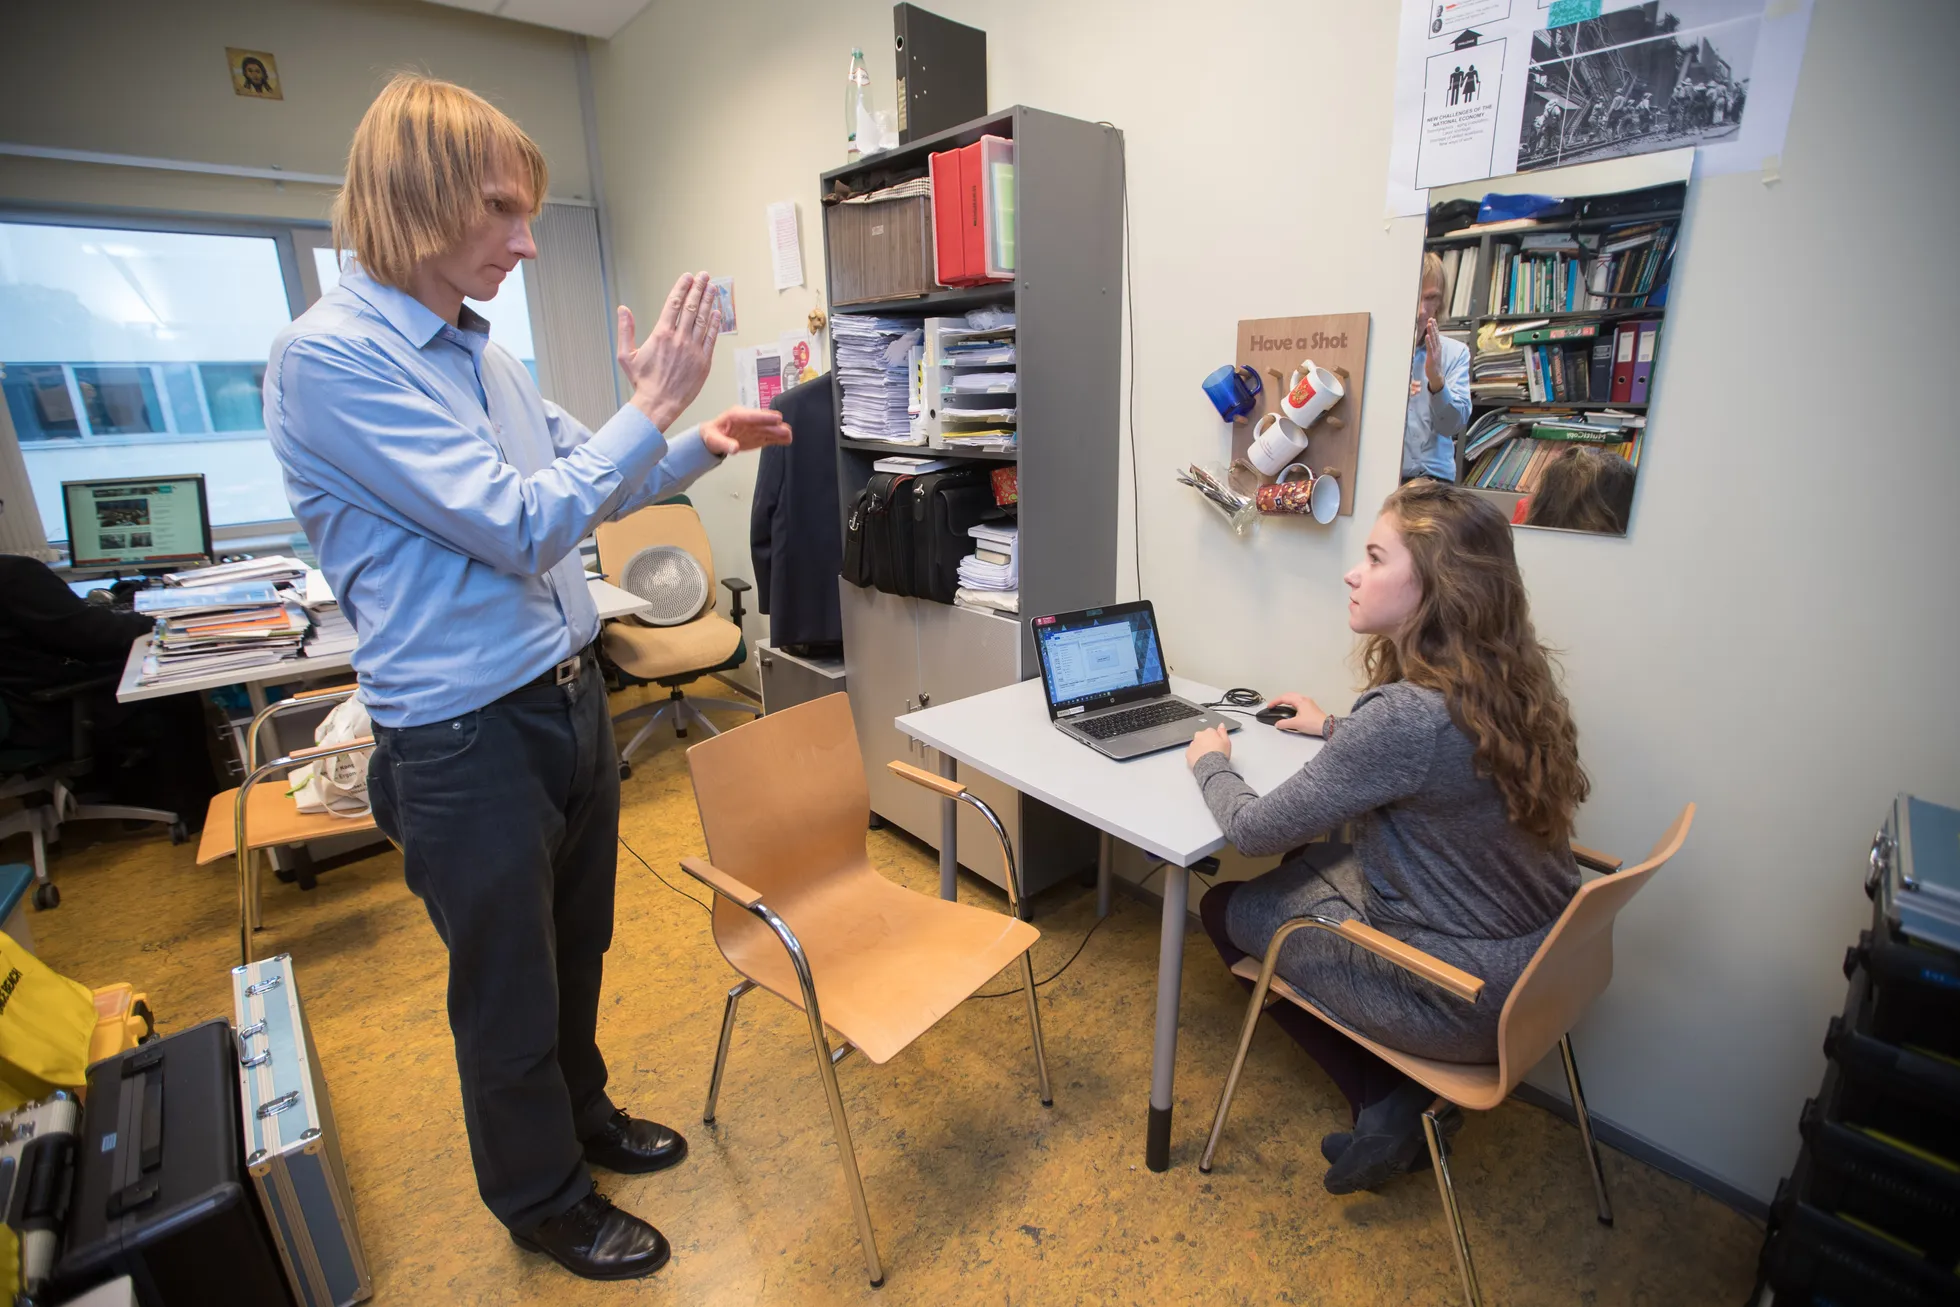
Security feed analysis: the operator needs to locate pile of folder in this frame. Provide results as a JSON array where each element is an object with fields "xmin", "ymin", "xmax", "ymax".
[
  {"xmin": 929, "ymin": 135, "xmax": 1014, "ymax": 287},
  {"xmin": 955, "ymin": 522, "xmax": 1017, "ymax": 615},
  {"xmin": 931, "ymin": 316, "xmax": 1019, "ymax": 451},
  {"xmin": 135, "ymin": 581, "xmax": 308, "ymax": 686},
  {"xmin": 834, "ymin": 313, "xmax": 924, "ymax": 444}
]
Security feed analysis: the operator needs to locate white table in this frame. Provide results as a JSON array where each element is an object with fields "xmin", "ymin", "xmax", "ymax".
[
  {"xmin": 897, "ymin": 675, "xmax": 1320, "ymax": 1171},
  {"xmin": 116, "ymin": 576, "xmax": 651, "ymax": 707}
]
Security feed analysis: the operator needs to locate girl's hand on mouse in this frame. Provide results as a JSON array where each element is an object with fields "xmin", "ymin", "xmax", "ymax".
[
  {"xmin": 1186, "ymin": 725, "xmax": 1231, "ymax": 769},
  {"xmin": 1268, "ymin": 692, "xmax": 1328, "ymax": 734}
]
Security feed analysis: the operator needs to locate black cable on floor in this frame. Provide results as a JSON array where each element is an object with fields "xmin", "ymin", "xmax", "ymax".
[
  {"xmin": 617, "ymin": 835, "xmax": 712, "ymax": 916},
  {"xmin": 969, "ymin": 911, "xmax": 1111, "ymax": 999}
]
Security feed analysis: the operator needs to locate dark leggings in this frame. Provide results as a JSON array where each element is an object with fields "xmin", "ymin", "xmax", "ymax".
[{"xmin": 1200, "ymin": 880, "xmax": 1411, "ymax": 1123}]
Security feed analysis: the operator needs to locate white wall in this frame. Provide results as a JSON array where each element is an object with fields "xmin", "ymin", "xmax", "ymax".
[
  {"xmin": 591, "ymin": 0, "xmax": 1960, "ymax": 1203},
  {"xmin": 0, "ymin": 0, "xmax": 591, "ymax": 222}
]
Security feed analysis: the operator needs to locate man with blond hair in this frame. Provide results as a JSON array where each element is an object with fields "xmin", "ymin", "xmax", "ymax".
[
  {"xmin": 1402, "ymin": 250, "xmax": 1471, "ymax": 482},
  {"xmin": 264, "ymin": 74, "xmax": 789, "ymax": 1280}
]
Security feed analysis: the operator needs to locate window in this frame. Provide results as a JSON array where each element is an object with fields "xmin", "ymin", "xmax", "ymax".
[
  {"xmin": 0, "ymin": 218, "xmax": 301, "ymax": 538},
  {"xmin": 310, "ymin": 247, "xmax": 538, "ymax": 383}
]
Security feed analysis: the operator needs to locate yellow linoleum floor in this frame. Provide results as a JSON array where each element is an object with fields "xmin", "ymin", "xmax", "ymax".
[{"xmin": 15, "ymin": 686, "xmax": 1761, "ymax": 1305}]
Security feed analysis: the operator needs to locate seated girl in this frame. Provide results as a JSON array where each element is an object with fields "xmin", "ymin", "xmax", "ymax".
[{"xmin": 1185, "ymin": 479, "xmax": 1587, "ymax": 1194}]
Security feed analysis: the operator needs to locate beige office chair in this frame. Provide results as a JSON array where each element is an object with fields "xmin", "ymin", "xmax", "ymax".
[
  {"xmin": 196, "ymin": 685, "xmax": 381, "ymax": 964},
  {"xmin": 595, "ymin": 502, "xmax": 757, "ymax": 776},
  {"xmin": 680, "ymin": 693, "xmax": 1051, "ymax": 1288},
  {"xmin": 1200, "ymin": 804, "xmax": 1696, "ymax": 1307}
]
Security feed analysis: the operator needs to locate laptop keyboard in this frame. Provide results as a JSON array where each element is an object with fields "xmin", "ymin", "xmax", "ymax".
[{"xmin": 1075, "ymin": 700, "xmax": 1202, "ymax": 740}]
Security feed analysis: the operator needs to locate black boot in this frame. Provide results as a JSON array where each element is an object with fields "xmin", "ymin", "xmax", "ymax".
[
  {"xmin": 582, "ymin": 1111, "xmax": 689, "ymax": 1175},
  {"xmin": 1323, "ymin": 1078, "xmax": 1445, "ymax": 1194},
  {"xmin": 511, "ymin": 1192, "xmax": 671, "ymax": 1280}
]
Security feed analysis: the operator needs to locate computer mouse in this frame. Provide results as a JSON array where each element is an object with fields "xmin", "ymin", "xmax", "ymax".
[{"xmin": 1255, "ymin": 702, "xmax": 1297, "ymax": 726}]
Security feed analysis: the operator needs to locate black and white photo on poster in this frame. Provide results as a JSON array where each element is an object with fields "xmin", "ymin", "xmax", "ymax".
[{"xmin": 1520, "ymin": 1, "xmax": 1762, "ymax": 171}]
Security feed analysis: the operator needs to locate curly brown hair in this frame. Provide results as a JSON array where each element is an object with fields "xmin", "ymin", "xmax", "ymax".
[{"xmin": 1360, "ymin": 480, "xmax": 1589, "ymax": 843}]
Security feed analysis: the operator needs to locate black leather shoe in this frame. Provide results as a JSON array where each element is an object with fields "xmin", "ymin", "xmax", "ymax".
[
  {"xmin": 582, "ymin": 1110, "xmax": 689, "ymax": 1175},
  {"xmin": 510, "ymin": 1192, "xmax": 670, "ymax": 1280}
]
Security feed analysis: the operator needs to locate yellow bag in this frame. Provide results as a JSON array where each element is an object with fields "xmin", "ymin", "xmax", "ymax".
[{"xmin": 0, "ymin": 936, "xmax": 96, "ymax": 1112}]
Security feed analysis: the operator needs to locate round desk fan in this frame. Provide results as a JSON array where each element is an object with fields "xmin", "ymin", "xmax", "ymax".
[{"xmin": 620, "ymin": 545, "xmax": 711, "ymax": 626}]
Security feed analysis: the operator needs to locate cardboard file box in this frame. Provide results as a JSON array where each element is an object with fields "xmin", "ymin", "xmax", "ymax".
[{"xmin": 826, "ymin": 194, "xmax": 937, "ymax": 306}]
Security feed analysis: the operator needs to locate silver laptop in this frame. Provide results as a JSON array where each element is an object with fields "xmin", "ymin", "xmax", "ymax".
[{"xmin": 1031, "ymin": 601, "xmax": 1237, "ymax": 760}]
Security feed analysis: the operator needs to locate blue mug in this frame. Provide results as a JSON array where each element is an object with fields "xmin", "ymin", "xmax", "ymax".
[{"xmin": 1201, "ymin": 364, "xmax": 1263, "ymax": 423}]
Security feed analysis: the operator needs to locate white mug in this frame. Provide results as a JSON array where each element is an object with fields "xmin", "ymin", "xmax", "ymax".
[
  {"xmin": 1280, "ymin": 360, "xmax": 1345, "ymax": 430},
  {"xmin": 1246, "ymin": 410, "xmax": 1309, "ymax": 477}
]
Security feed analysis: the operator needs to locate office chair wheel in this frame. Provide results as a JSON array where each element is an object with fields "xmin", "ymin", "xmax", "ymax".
[
  {"xmin": 169, "ymin": 819, "xmax": 189, "ymax": 845},
  {"xmin": 32, "ymin": 884, "xmax": 59, "ymax": 911},
  {"xmin": 618, "ymin": 760, "xmax": 633, "ymax": 781}
]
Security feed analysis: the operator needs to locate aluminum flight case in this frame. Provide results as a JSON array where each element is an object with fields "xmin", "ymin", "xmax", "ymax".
[
  {"xmin": 1870, "ymin": 793, "xmax": 1960, "ymax": 952},
  {"xmin": 231, "ymin": 955, "xmax": 371, "ymax": 1307}
]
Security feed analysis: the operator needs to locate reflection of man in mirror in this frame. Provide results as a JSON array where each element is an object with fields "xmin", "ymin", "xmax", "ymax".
[
  {"xmin": 1402, "ymin": 252, "xmax": 1471, "ymax": 482},
  {"xmin": 240, "ymin": 56, "xmax": 273, "ymax": 94}
]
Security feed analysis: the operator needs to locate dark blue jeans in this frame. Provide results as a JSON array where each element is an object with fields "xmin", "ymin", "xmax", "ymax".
[{"xmin": 368, "ymin": 653, "xmax": 619, "ymax": 1230}]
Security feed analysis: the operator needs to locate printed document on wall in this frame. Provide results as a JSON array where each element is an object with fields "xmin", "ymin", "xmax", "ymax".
[
  {"xmin": 767, "ymin": 201, "xmax": 804, "ymax": 290},
  {"xmin": 1385, "ymin": 0, "xmax": 1815, "ymax": 216}
]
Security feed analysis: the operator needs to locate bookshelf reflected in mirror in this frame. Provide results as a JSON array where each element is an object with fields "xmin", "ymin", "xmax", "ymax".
[{"xmin": 1414, "ymin": 150, "xmax": 1693, "ymax": 537}]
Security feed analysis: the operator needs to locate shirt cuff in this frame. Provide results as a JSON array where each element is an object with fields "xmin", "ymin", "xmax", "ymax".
[
  {"xmin": 583, "ymin": 403, "xmax": 673, "ymax": 489},
  {"xmin": 1191, "ymin": 751, "xmax": 1240, "ymax": 786},
  {"xmin": 659, "ymin": 428, "xmax": 723, "ymax": 484}
]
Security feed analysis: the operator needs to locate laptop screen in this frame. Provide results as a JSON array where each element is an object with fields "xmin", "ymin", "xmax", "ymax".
[{"xmin": 1032, "ymin": 602, "xmax": 1169, "ymax": 716}]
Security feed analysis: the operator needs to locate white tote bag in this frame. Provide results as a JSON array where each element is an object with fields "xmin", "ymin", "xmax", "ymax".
[{"xmin": 287, "ymin": 696, "xmax": 373, "ymax": 819}]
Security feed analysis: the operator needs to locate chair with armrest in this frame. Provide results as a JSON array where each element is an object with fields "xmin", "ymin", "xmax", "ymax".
[
  {"xmin": 680, "ymin": 692, "xmax": 1052, "ymax": 1287},
  {"xmin": 0, "ymin": 674, "xmax": 183, "ymax": 910},
  {"xmin": 194, "ymin": 683, "xmax": 382, "ymax": 964},
  {"xmin": 1199, "ymin": 804, "xmax": 1695, "ymax": 1307},
  {"xmin": 596, "ymin": 502, "xmax": 759, "ymax": 777}
]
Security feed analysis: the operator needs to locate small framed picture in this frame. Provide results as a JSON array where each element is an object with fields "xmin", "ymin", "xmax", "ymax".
[{"xmin": 227, "ymin": 48, "xmax": 283, "ymax": 100}]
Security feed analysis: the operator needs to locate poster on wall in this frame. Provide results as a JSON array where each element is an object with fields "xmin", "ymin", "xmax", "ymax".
[{"xmin": 1385, "ymin": 0, "xmax": 1814, "ymax": 215}]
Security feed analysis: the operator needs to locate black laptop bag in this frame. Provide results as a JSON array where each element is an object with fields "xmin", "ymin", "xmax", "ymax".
[
  {"xmin": 841, "ymin": 471, "xmax": 906, "ymax": 590},
  {"xmin": 909, "ymin": 470, "xmax": 999, "ymax": 603}
]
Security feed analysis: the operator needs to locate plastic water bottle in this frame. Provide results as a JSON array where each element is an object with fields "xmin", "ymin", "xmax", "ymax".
[{"xmin": 846, "ymin": 49, "xmax": 870, "ymax": 161}]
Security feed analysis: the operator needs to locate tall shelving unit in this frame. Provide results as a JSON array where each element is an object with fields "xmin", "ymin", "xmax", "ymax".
[
  {"xmin": 1425, "ymin": 180, "xmax": 1683, "ymax": 519},
  {"xmin": 822, "ymin": 105, "xmax": 1124, "ymax": 899}
]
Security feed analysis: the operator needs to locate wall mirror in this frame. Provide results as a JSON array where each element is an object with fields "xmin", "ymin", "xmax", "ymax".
[{"xmin": 1408, "ymin": 148, "xmax": 1693, "ymax": 536}]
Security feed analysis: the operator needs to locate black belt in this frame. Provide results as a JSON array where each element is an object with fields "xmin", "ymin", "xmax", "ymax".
[{"xmin": 515, "ymin": 642, "xmax": 596, "ymax": 692}]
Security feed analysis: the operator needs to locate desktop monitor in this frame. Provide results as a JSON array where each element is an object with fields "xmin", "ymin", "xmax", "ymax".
[{"xmin": 61, "ymin": 474, "xmax": 214, "ymax": 575}]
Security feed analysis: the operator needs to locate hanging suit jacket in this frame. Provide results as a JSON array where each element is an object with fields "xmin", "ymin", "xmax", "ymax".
[{"xmin": 750, "ymin": 374, "xmax": 842, "ymax": 652}]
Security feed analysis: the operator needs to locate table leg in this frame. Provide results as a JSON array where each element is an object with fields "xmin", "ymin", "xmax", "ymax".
[
  {"xmin": 1147, "ymin": 862, "xmax": 1189, "ymax": 1171},
  {"xmin": 937, "ymin": 752, "xmax": 958, "ymax": 902},
  {"xmin": 1097, "ymin": 830, "xmax": 1113, "ymax": 919}
]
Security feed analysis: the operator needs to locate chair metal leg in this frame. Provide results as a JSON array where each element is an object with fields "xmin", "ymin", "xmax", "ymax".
[
  {"xmin": 1019, "ymin": 952, "xmax": 1053, "ymax": 1106},
  {"xmin": 704, "ymin": 979, "xmax": 754, "ymax": 1125},
  {"xmin": 1559, "ymin": 1034, "xmax": 1614, "ymax": 1226},
  {"xmin": 676, "ymin": 700, "xmax": 724, "ymax": 740},
  {"xmin": 1198, "ymin": 951, "xmax": 1275, "ymax": 1173},
  {"xmin": 1424, "ymin": 1100, "xmax": 1481, "ymax": 1307},
  {"xmin": 617, "ymin": 703, "xmax": 676, "ymax": 763},
  {"xmin": 685, "ymin": 696, "xmax": 761, "ymax": 721},
  {"xmin": 803, "ymin": 1011, "xmax": 883, "ymax": 1287}
]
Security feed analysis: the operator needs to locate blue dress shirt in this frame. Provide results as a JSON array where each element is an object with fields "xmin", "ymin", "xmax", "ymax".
[
  {"xmin": 1401, "ymin": 334, "xmax": 1473, "ymax": 481},
  {"xmin": 265, "ymin": 266, "xmax": 721, "ymax": 728}
]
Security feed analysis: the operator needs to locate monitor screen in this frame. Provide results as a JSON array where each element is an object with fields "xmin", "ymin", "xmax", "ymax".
[
  {"xmin": 62, "ymin": 475, "xmax": 213, "ymax": 574},
  {"xmin": 1033, "ymin": 603, "xmax": 1168, "ymax": 713}
]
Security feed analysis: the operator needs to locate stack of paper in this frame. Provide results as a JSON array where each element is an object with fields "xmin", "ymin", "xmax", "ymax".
[
  {"xmin": 956, "ymin": 522, "xmax": 1018, "ymax": 614},
  {"xmin": 165, "ymin": 555, "xmax": 309, "ymax": 589},
  {"xmin": 292, "ymin": 567, "xmax": 358, "ymax": 659},
  {"xmin": 834, "ymin": 313, "xmax": 924, "ymax": 444},
  {"xmin": 135, "ymin": 581, "xmax": 308, "ymax": 685}
]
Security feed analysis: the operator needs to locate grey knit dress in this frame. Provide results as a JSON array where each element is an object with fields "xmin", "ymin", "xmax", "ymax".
[{"xmin": 1191, "ymin": 681, "xmax": 1578, "ymax": 1063}]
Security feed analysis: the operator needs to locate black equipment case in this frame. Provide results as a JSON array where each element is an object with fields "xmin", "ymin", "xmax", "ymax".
[{"xmin": 53, "ymin": 1019, "xmax": 293, "ymax": 1307}]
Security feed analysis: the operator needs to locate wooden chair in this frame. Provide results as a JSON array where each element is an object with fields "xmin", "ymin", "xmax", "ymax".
[
  {"xmin": 596, "ymin": 503, "xmax": 757, "ymax": 775},
  {"xmin": 195, "ymin": 685, "xmax": 381, "ymax": 965},
  {"xmin": 1200, "ymin": 805, "xmax": 1696, "ymax": 1307},
  {"xmin": 680, "ymin": 693, "xmax": 1051, "ymax": 1288}
]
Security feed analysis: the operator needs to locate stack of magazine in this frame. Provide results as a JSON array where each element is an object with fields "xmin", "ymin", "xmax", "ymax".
[{"xmin": 135, "ymin": 582, "xmax": 307, "ymax": 686}]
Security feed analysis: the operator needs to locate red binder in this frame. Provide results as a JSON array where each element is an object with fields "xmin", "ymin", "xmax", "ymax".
[
  {"xmin": 1628, "ymin": 320, "xmax": 1659, "ymax": 403},
  {"xmin": 957, "ymin": 142, "xmax": 988, "ymax": 286},
  {"xmin": 929, "ymin": 147, "xmax": 971, "ymax": 287},
  {"xmin": 1609, "ymin": 323, "xmax": 1637, "ymax": 403}
]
